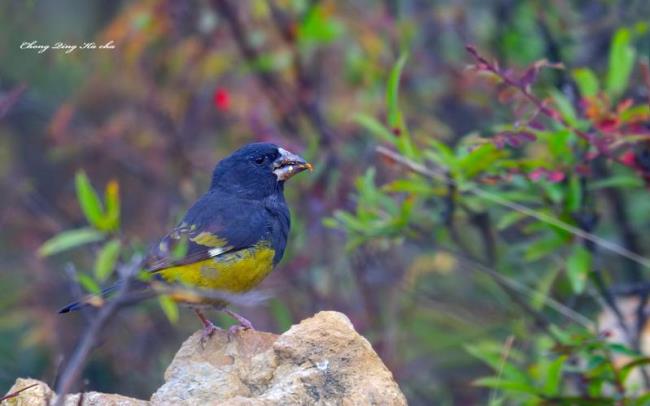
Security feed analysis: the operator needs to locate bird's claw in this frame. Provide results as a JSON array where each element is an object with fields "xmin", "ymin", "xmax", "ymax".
[
  {"xmin": 200, "ymin": 320, "xmax": 221, "ymax": 346},
  {"xmin": 226, "ymin": 324, "xmax": 246, "ymax": 339},
  {"xmin": 224, "ymin": 310, "xmax": 254, "ymax": 340}
]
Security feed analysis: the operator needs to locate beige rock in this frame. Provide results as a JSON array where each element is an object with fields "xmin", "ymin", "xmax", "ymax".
[
  {"xmin": 152, "ymin": 311, "xmax": 406, "ymax": 405},
  {"xmin": 5, "ymin": 311, "xmax": 406, "ymax": 406},
  {"xmin": 2, "ymin": 379, "xmax": 53, "ymax": 406},
  {"xmin": 2, "ymin": 378, "xmax": 147, "ymax": 406}
]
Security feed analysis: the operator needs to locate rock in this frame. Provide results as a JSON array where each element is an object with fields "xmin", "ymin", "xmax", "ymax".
[
  {"xmin": 5, "ymin": 311, "xmax": 406, "ymax": 405},
  {"xmin": 152, "ymin": 311, "xmax": 406, "ymax": 405},
  {"xmin": 2, "ymin": 378, "xmax": 147, "ymax": 406},
  {"xmin": 2, "ymin": 379, "xmax": 53, "ymax": 406}
]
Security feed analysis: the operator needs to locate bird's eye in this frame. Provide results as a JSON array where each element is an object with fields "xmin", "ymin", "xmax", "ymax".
[{"xmin": 254, "ymin": 156, "xmax": 266, "ymax": 164}]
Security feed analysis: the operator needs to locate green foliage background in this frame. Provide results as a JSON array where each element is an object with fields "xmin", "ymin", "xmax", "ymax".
[{"xmin": 1, "ymin": 0, "xmax": 650, "ymax": 404}]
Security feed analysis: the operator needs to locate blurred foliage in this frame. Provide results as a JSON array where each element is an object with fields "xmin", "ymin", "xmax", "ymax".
[{"xmin": 2, "ymin": 0, "xmax": 650, "ymax": 404}]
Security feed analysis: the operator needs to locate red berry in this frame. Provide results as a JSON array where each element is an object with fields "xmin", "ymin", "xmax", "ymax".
[{"xmin": 213, "ymin": 88, "xmax": 230, "ymax": 111}]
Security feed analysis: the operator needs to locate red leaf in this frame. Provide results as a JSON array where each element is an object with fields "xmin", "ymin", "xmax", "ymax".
[
  {"xmin": 575, "ymin": 164, "xmax": 591, "ymax": 176},
  {"xmin": 519, "ymin": 65, "xmax": 539, "ymax": 88},
  {"xmin": 516, "ymin": 131, "xmax": 537, "ymax": 142},
  {"xmin": 620, "ymin": 150, "xmax": 637, "ymax": 167},
  {"xmin": 529, "ymin": 168, "xmax": 546, "ymax": 182},
  {"xmin": 501, "ymin": 132, "xmax": 522, "ymax": 148},
  {"xmin": 528, "ymin": 168, "xmax": 565, "ymax": 183},
  {"xmin": 616, "ymin": 98, "xmax": 633, "ymax": 114},
  {"xmin": 492, "ymin": 134, "xmax": 506, "ymax": 149},
  {"xmin": 528, "ymin": 119, "xmax": 545, "ymax": 131},
  {"xmin": 596, "ymin": 117, "xmax": 619, "ymax": 133},
  {"xmin": 541, "ymin": 106, "xmax": 561, "ymax": 120},
  {"xmin": 547, "ymin": 171, "xmax": 565, "ymax": 183}
]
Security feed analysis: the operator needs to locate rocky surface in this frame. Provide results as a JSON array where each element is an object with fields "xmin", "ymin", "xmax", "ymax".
[
  {"xmin": 3, "ymin": 378, "xmax": 147, "ymax": 405},
  {"xmin": 4, "ymin": 311, "xmax": 406, "ymax": 405}
]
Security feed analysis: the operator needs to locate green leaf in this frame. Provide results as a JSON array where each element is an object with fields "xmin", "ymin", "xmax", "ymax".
[
  {"xmin": 386, "ymin": 53, "xmax": 408, "ymax": 129},
  {"xmin": 465, "ymin": 343, "xmax": 528, "ymax": 383},
  {"xmin": 38, "ymin": 228, "xmax": 105, "ymax": 257},
  {"xmin": 473, "ymin": 377, "xmax": 539, "ymax": 395},
  {"xmin": 298, "ymin": 5, "xmax": 343, "ymax": 44},
  {"xmin": 102, "ymin": 180, "xmax": 121, "ymax": 231},
  {"xmin": 322, "ymin": 217, "xmax": 340, "ymax": 229},
  {"xmin": 525, "ymin": 235, "xmax": 566, "ymax": 262},
  {"xmin": 619, "ymin": 104, "xmax": 650, "ymax": 123},
  {"xmin": 94, "ymin": 239, "xmax": 121, "ymax": 282},
  {"xmin": 550, "ymin": 90, "xmax": 578, "ymax": 127},
  {"xmin": 606, "ymin": 28, "xmax": 636, "ymax": 100},
  {"xmin": 383, "ymin": 178, "xmax": 438, "ymax": 195},
  {"xmin": 566, "ymin": 175, "xmax": 582, "ymax": 212},
  {"xmin": 632, "ymin": 392, "xmax": 650, "ymax": 406},
  {"xmin": 588, "ymin": 175, "xmax": 644, "ymax": 190},
  {"xmin": 607, "ymin": 342, "xmax": 639, "ymax": 357},
  {"xmin": 621, "ymin": 357, "xmax": 650, "ymax": 383},
  {"xmin": 459, "ymin": 143, "xmax": 503, "ymax": 179},
  {"xmin": 333, "ymin": 210, "xmax": 366, "ymax": 233},
  {"xmin": 572, "ymin": 68, "xmax": 599, "ymax": 97},
  {"xmin": 531, "ymin": 266, "xmax": 560, "ymax": 310},
  {"xmin": 158, "ymin": 295, "xmax": 179, "ymax": 323},
  {"xmin": 496, "ymin": 211, "xmax": 527, "ymax": 231},
  {"xmin": 566, "ymin": 245, "xmax": 592, "ymax": 294},
  {"xmin": 77, "ymin": 273, "xmax": 101, "ymax": 295},
  {"xmin": 542, "ymin": 356, "xmax": 566, "ymax": 395},
  {"xmin": 425, "ymin": 140, "xmax": 458, "ymax": 173},
  {"xmin": 354, "ymin": 114, "xmax": 395, "ymax": 144},
  {"xmin": 75, "ymin": 170, "xmax": 105, "ymax": 228}
]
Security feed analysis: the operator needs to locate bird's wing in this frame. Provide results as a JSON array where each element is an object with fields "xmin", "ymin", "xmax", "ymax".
[{"xmin": 145, "ymin": 193, "xmax": 270, "ymax": 273}]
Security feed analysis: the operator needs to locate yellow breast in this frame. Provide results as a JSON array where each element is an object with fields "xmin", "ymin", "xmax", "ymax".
[{"xmin": 158, "ymin": 243, "xmax": 275, "ymax": 304}]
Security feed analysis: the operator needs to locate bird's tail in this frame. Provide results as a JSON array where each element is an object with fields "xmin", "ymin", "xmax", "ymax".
[{"xmin": 58, "ymin": 283, "xmax": 121, "ymax": 314}]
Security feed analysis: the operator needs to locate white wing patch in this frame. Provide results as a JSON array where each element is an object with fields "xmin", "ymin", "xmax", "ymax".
[{"xmin": 208, "ymin": 247, "xmax": 228, "ymax": 257}]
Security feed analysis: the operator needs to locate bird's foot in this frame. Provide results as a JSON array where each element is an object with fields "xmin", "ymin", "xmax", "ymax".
[
  {"xmin": 224, "ymin": 309, "xmax": 254, "ymax": 340},
  {"xmin": 200, "ymin": 320, "xmax": 221, "ymax": 346},
  {"xmin": 194, "ymin": 308, "xmax": 222, "ymax": 346}
]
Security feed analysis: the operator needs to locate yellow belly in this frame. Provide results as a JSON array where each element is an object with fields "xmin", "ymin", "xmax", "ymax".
[{"xmin": 158, "ymin": 244, "xmax": 275, "ymax": 304}]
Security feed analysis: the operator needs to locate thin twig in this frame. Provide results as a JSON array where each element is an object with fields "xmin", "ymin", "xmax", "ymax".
[
  {"xmin": 489, "ymin": 335, "xmax": 515, "ymax": 404},
  {"xmin": 0, "ymin": 383, "xmax": 39, "ymax": 402},
  {"xmin": 451, "ymin": 248, "xmax": 594, "ymax": 330},
  {"xmin": 640, "ymin": 58, "xmax": 650, "ymax": 109},
  {"xmin": 212, "ymin": 0, "xmax": 299, "ymax": 134},
  {"xmin": 222, "ymin": 0, "xmax": 335, "ymax": 154},
  {"xmin": 0, "ymin": 83, "xmax": 27, "ymax": 119}
]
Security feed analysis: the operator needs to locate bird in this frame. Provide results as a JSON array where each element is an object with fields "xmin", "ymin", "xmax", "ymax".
[{"xmin": 59, "ymin": 142, "xmax": 312, "ymax": 340}]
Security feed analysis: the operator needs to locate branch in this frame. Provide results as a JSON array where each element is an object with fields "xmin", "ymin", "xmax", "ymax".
[
  {"xmin": 54, "ymin": 256, "xmax": 271, "ymax": 404},
  {"xmin": 464, "ymin": 45, "xmax": 637, "ymax": 171},
  {"xmin": 53, "ymin": 257, "xmax": 141, "ymax": 405},
  {"xmin": 212, "ymin": 0, "xmax": 299, "ymax": 134},
  {"xmin": 376, "ymin": 146, "xmax": 650, "ymax": 270},
  {"xmin": 218, "ymin": 0, "xmax": 335, "ymax": 156}
]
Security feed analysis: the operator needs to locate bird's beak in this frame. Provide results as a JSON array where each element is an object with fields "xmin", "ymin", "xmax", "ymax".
[{"xmin": 273, "ymin": 148, "xmax": 313, "ymax": 181}]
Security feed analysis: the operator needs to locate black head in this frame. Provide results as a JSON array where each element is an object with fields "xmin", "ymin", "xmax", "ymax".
[{"xmin": 210, "ymin": 143, "xmax": 311, "ymax": 199}]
